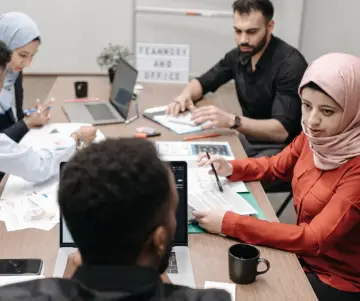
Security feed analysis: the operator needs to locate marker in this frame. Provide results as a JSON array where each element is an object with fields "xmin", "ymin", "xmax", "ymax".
[
  {"xmin": 135, "ymin": 132, "xmax": 161, "ymax": 139},
  {"xmin": 183, "ymin": 133, "xmax": 221, "ymax": 141}
]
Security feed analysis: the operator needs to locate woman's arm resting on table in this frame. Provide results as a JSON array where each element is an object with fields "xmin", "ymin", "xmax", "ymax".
[{"xmin": 222, "ymin": 164, "xmax": 360, "ymax": 256}]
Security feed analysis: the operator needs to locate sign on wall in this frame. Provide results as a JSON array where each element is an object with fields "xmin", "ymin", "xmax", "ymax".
[{"xmin": 136, "ymin": 43, "xmax": 190, "ymax": 84}]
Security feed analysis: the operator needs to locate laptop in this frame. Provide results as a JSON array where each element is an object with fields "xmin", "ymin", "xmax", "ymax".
[
  {"xmin": 62, "ymin": 57, "xmax": 138, "ymax": 125},
  {"xmin": 53, "ymin": 161, "xmax": 196, "ymax": 288}
]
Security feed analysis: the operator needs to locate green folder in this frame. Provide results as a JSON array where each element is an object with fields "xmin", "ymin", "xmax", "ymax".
[{"xmin": 188, "ymin": 192, "xmax": 267, "ymax": 234}]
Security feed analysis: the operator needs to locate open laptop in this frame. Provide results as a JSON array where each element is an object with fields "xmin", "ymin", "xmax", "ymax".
[
  {"xmin": 62, "ymin": 57, "xmax": 138, "ymax": 125},
  {"xmin": 53, "ymin": 161, "xmax": 196, "ymax": 288}
]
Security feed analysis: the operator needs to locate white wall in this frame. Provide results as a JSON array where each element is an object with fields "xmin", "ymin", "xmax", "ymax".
[
  {"xmin": 0, "ymin": 0, "xmax": 134, "ymax": 74},
  {"xmin": 137, "ymin": 0, "xmax": 305, "ymax": 76},
  {"xmin": 0, "ymin": 0, "xmax": 304, "ymax": 75},
  {"xmin": 300, "ymin": 0, "xmax": 360, "ymax": 62}
]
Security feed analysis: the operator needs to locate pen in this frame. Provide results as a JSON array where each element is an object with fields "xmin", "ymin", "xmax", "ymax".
[
  {"xmin": 206, "ymin": 151, "xmax": 223, "ymax": 193},
  {"xmin": 183, "ymin": 133, "xmax": 221, "ymax": 141},
  {"xmin": 125, "ymin": 115, "xmax": 139, "ymax": 124},
  {"xmin": 23, "ymin": 106, "xmax": 53, "ymax": 115}
]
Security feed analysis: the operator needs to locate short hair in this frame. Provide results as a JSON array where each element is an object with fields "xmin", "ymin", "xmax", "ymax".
[
  {"xmin": 58, "ymin": 138, "xmax": 172, "ymax": 265},
  {"xmin": 232, "ymin": 0, "xmax": 274, "ymax": 22},
  {"xmin": 0, "ymin": 41, "xmax": 11, "ymax": 70}
]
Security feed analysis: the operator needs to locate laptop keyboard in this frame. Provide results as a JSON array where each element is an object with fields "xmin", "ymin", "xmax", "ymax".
[
  {"xmin": 166, "ymin": 252, "xmax": 178, "ymax": 274},
  {"xmin": 85, "ymin": 104, "xmax": 116, "ymax": 120}
]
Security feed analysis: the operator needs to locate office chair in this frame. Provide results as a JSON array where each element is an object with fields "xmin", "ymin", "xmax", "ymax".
[{"xmin": 264, "ymin": 181, "xmax": 293, "ymax": 218}]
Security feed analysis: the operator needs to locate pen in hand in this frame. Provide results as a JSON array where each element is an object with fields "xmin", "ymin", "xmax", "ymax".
[{"xmin": 206, "ymin": 151, "xmax": 223, "ymax": 193}]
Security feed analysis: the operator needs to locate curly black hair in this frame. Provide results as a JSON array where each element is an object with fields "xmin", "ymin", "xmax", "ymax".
[{"xmin": 58, "ymin": 138, "xmax": 172, "ymax": 265}]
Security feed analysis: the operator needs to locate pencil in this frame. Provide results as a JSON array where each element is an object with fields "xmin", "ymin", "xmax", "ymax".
[
  {"xmin": 183, "ymin": 133, "xmax": 221, "ymax": 141},
  {"xmin": 206, "ymin": 151, "xmax": 223, "ymax": 193}
]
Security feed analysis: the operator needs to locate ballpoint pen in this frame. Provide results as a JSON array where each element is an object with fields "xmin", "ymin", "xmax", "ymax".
[{"xmin": 206, "ymin": 151, "xmax": 223, "ymax": 193}]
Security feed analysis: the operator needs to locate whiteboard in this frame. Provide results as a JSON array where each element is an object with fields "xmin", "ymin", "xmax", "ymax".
[{"xmin": 0, "ymin": 0, "xmax": 134, "ymax": 74}]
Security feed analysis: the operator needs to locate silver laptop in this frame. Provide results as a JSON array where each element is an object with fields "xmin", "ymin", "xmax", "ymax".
[
  {"xmin": 53, "ymin": 161, "xmax": 196, "ymax": 288},
  {"xmin": 62, "ymin": 57, "xmax": 138, "ymax": 125}
]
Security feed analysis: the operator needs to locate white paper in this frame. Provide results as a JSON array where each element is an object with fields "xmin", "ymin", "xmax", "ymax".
[
  {"xmin": 189, "ymin": 168, "xmax": 247, "ymax": 193},
  {"xmin": 188, "ymin": 168, "xmax": 256, "ymax": 216},
  {"xmin": 0, "ymin": 275, "xmax": 45, "ymax": 287},
  {"xmin": 143, "ymin": 105, "xmax": 167, "ymax": 114},
  {"xmin": 156, "ymin": 141, "xmax": 234, "ymax": 161},
  {"xmin": 153, "ymin": 115, "xmax": 203, "ymax": 134},
  {"xmin": 0, "ymin": 123, "xmax": 105, "ymax": 232},
  {"xmin": 204, "ymin": 281, "xmax": 236, "ymax": 301}
]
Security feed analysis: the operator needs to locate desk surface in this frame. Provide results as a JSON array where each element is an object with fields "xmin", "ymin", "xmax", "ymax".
[{"xmin": 0, "ymin": 76, "xmax": 317, "ymax": 301}]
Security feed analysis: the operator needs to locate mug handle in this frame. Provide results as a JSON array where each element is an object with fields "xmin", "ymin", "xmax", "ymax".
[{"xmin": 256, "ymin": 258, "xmax": 270, "ymax": 275}]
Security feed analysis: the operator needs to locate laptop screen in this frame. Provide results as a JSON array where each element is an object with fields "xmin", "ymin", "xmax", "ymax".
[
  {"xmin": 60, "ymin": 161, "xmax": 188, "ymax": 247},
  {"xmin": 110, "ymin": 57, "xmax": 138, "ymax": 119}
]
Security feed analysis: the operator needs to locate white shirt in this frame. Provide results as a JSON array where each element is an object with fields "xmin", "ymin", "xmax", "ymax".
[{"xmin": 0, "ymin": 133, "xmax": 76, "ymax": 183}]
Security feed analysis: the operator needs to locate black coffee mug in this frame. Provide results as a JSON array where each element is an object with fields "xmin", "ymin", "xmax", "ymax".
[
  {"xmin": 74, "ymin": 81, "xmax": 88, "ymax": 98},
  {"xmin": 229, "ymin": 243, "xmax": 270, "ymax": 284}
]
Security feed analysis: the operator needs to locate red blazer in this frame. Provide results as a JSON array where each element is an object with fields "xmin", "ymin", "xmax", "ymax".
[{"xmin": 222, "ymin": 132, "xmax": 360, "ymax": 292}]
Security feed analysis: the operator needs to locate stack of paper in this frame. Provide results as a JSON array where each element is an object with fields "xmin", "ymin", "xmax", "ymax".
[
  {"xmin": 0, "ymin": 123, "xmax": 105, "ymax": 232},
  {"xmin": 188, "ymin": 168, "xmax": 257, "ymax": 216}
]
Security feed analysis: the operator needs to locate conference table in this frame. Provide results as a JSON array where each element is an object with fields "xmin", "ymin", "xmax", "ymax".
[{"xmin": 0, "ymin": 76, "xmax": 318, "ymax": 301}]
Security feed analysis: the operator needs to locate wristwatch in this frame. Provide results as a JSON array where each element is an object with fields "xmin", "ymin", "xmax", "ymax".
[{"xmin": 230, "ymin": 115, "xmax": 241, "ymax": 129}]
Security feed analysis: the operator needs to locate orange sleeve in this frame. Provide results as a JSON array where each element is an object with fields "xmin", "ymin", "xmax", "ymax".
[
  {"xmin": 227, "ymin": 133, "xmax": 305, "ymax": 183},
  {"xmin": 222, "ymin": 164, "xmax": 360, "ymax": 256}
]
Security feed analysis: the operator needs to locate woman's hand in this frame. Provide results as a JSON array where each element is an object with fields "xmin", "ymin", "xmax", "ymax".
[
  {"xmin": 196, "ymin": 153, "xmax": 233, "ymax": 177},
  {"xmin": 23, "ymin": 98, "xmax": 53, "ymax": 129},
  {"xmin": 193, "ymin": 210, "xmax": 227, "ymax": 234}
]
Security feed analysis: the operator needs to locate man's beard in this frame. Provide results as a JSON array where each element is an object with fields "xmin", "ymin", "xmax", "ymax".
[
  {"xmin": 238, "ymin": 30, "xmax": 268, "ymax": 65},
  {"xmin": 157, "ymin": 242, "xmax": 173, "ymax": 274}
]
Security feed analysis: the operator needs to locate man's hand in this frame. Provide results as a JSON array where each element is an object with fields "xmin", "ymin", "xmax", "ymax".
[
  {"xmin": 63, "ymin": 251, "xmax": 82, "ymax": 279},
  {"xmin": 78, "ymin": 126, "xmax": 97, "ymax": 144},
  {"xmin": 191, "ymin": 106, "xmax": 235, "ymax": 129},
  {"xmin": 166, "ymin": 93, "xmax": 196, "ymax": 116},
  {"xmin": 161, "ymin": 273, "xmax": 172, "ymax": 284}
]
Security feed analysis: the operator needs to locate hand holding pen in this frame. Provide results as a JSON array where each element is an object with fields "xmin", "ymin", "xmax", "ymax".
[
  {"xmin": 197, "ymin": 152, "xmax": 233, "ymax": 180},
  {"xmin": 24, "ymin": 97, "xmax": 54, "ymax": 116},
  {"xmin": 23, "ymin": 98, "xmax": 54, "ymax": 129}
]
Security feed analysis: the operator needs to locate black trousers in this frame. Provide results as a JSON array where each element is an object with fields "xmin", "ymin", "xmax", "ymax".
[{"xmin": 306, "ymin": 273, "xmax": 360, "ymax": 301}]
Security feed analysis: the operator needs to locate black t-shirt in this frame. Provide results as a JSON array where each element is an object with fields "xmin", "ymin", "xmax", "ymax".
[{"xmin": 197, "ymin": 35, "xmax": 308, "ymax": 144}]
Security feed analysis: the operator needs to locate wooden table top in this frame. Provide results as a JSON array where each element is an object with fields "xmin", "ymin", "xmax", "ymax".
[{"xmin": 0, "ymin": 76, "xmax": 317, "ymax": 301}]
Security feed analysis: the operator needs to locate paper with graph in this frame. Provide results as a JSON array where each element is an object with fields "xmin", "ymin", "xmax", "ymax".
[{"xmin": 188, "ymin": 168, "xmax": 256, "ymax": 216}]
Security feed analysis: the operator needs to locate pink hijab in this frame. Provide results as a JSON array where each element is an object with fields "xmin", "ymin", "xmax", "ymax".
[{"xmin": 299, "ymin": 53, "xmax": 360, "ymax": 170}]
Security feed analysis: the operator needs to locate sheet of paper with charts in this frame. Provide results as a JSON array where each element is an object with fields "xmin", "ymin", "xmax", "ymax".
[
  {"xmin": 156, "ymin": 141, "xmax": 234, "ymax": 162},
  {"xmin": 188, "ymin": 168, "xmax": 257, "ymax": 218},
  {"xmin": 0, "ymin": 123, "xmax": 105, "ymax": 232}
]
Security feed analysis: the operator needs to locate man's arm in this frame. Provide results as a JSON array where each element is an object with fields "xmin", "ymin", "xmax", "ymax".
[
  {"xmin": 179, "ymin": 48, "xmax": 237, "ymax": 102},
  {"xmin": 235, "ymin": 52, "xmax": 307, "ymax": 143},
  {"xmin": 0, "ymin": 134, "xmax": 77, "ymax": 182},
  {"xmin": 235, "ymin": 117, "xmax": 288, "ymax": 143}
]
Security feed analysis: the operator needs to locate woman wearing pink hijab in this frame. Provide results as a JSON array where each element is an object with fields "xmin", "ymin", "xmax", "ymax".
[{"xmin": 195, "ymin": 53, "xmax": 360, "ymax": 300}]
